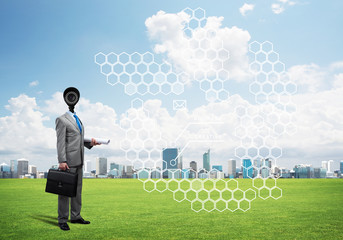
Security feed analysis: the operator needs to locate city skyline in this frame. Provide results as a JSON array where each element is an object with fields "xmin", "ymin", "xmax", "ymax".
[
  {"xmin": 1, "ymin": 149, "xmax": 343, "ymax": 174},
  {"xmin": 2, "ymin": 149, "xmax": 342, "ymax": 179}
]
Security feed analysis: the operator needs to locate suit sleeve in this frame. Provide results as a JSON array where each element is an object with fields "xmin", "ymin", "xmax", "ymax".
[
  {"xmin": 81, "ymin": 121, "xmax": 93, "ymax": 150},
  {"xmin": 56, "ymin": 117, "xmax": 67, "ymax": 163}
]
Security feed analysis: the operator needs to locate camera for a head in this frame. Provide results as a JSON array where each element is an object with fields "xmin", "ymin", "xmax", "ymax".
[{"xmin": 63, "ymin": 87, "xmax": 80, "ymax": 113}]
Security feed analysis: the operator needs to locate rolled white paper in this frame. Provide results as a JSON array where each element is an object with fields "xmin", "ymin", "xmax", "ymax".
[{"xmin": 84, "ymin": 137, "xmax": 110, "ymax": 145}]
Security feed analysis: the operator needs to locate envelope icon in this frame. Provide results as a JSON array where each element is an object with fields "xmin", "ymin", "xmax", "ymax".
[{"xmin": 173, "ymin": 100, "xmax": 187, "ymax": 110}]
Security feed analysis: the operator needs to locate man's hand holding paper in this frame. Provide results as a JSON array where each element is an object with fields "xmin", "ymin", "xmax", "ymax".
[{"xmin": 84, "ymin": 137, "xmax": 110, "ymax": 145}]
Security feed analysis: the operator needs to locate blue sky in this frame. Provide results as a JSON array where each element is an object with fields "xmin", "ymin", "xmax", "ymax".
[
  {"xmin": 0, "ymin": 0, "xmax": 343, "ymax": 171},
  {"xmin": 1, "ymin": 0, "xmax": 342, "ymax": 113}
]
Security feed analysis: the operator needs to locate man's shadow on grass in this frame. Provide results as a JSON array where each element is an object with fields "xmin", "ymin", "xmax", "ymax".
[{"xmin": 31, "ymin": 214, "xmax": 58, "ymax": 226}]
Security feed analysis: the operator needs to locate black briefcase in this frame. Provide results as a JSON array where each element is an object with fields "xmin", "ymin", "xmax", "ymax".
[{"xmin": 45, "ymin": 169, "xmax": 78, "ymax": 197}]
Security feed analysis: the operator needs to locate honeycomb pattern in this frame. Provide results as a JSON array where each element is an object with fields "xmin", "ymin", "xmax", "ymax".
[
  {"xmin": 139, "ymin": 168, "xmax": 282, "ymax": 211},
  {"xmin": 233, "ymin": 103, "xmax": 293, "ymax": 180},
  {"xmin": 231, "ymin": 41, "xmax": 298, "ymax": 183},
  {"xmin": 182, "ymin": 7, "xmax": 207, "ymax": 38},
  {"xmin": 139, "ymin": 171, "xmax": 260, "ymax": 212},
  {"xmin": 119, "ymin": 98, "xmax": 166, "ymax": 169},
  {"xmin": 248, "ymin": 41, "xmax": 297, "ymax": 112},
  {"xmin": 94, "ymin": 7, "xmax": 231, "ymax": 102},
  {"xmin": 96, "ymin": 8, "xmax": 293, "ymax": 213},
  {"xmin": 95, "ymin": 52, "xmax": 187, "ymax": 96},
  {"xmin": 180, "ymin": 7, "xmax": 230, "ymax": 102}
]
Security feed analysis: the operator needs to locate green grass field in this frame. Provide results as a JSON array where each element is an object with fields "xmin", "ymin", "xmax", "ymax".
[{"xmin": 0, "ymin": 179, "xmax": 342, "ymax": 240}]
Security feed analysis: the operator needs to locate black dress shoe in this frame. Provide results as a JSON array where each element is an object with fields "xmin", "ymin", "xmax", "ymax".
[
  {"xmin": 70, "ymin": 218, "xmax": 90, "ymax": 224},
  {"xmin": 58, "ymin": 222, "xmax": 70, "ymax": 231}
]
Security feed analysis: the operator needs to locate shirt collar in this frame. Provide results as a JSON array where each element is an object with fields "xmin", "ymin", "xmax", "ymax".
[{"xmin": 66, "ymin": 111, "xmax": 76, "ymax": 117}]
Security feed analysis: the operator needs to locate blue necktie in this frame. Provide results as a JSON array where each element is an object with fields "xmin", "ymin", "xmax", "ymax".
[{"xmin": 73, "ymin": 114, "xmax": 82, "ymax": 133}]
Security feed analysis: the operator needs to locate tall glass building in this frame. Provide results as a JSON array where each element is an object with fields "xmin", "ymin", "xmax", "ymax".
[
  {"xmin": 10, "ymin": 160, "xmax": 18, "ymax": 178},
  {"xmin": 163, "ymin": 148, "xmax": 180, "ymax": 178},
  {"xmin": 227, "ymin": 159, "xmax": 236, "ymax": 178},
  {"xmin": 293, "ymin": 164, "xmax": 314, "ymax": 178},
  {"xmin": 203, "ymin": 149, "xmax": 210, "ymax": 171},
  {"xmin": 96, "ymin": 157, "xmax": 107, "ymax": 175},
  {"xmin": 190, "ymin": 161, "xmax": 197, "ymax": 172},
  {"xmin": 17, "ymin": 159, "xmax": 28, "ymax": 177},
  {"xmin": 253, "ymin": 159, "xmax": 260, "ymax": 178},
  {"xmin": 243, "ymin": 159, "xmax": 253, "ymax": 178},
  {"xmin": 0, "ymin": 163, "xmax": 10, "ymax": 172},
  {"xmin": 340, "ymin": 161, "xmax": 343, "ymax": 174}
]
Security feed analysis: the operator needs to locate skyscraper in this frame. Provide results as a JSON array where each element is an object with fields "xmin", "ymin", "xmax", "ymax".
[
  {"xmin": 253, "ymin": 159, "xmax": 260, "ymax": 178},
  {"xmin": 321, "ymin": 161, "xmax": 328, "ymax": 170},
  {"xmin": 17, "ymin": 158, "xmax": 28, "ymax": 177},
  {"xmin": 243, "ymin": 159, "xmax": 253, "ymax": 178},
  {"xmin": 327, "ymin": 160, "xmax": 334, "ymax": 173},
  {"xmin": 228, "ymin": 159, "xmax": 236, "ymax": 178},
  {"xmin": 190, "ymin": 161, "xmax": 197, "ymax": 172},
  {"xmin": 327, "ymin": 160, "xmax": 334, "ymax": 177},
  {"xmin": 203, "ymin": 149, "xmax": 210, "ymax": 171},
  {"xmin": 110, "ymin": 162, "xmax": 120, "ymax": 171},
  {"xmin": 162, "ymin": 148, "xmax": 181, "ymax": 178},
  {"xmin": 10, "ymin": 160, "xmax": 18, "ymax": 178},
  {"xmin": 125, "ymin": 165, "xmax": 134, "ymax": 178},
  {"xmin": 0, "ymin": 163, "xmax": 11, "ymax": 178},
  {"xmin": 28, "ymin": 165, "xmax": 37, "ymax": 178},
  {"xmin": 340, "ymin": 161, "xmax": 343, "ymax": 173},
  {"xmin": 96, "ymin": 157, "xmax": 107, "ymax": 176},
  {"xmin": 261, "ymin": 158, "xmax": 270, "ymax": 178},
  {"xmin": 84, "ymin": 160, "xmax": 92, "ymax": 173},
  {"xmin": 0, "ymin": 163, "xmax": 10, "ymax": 172}
]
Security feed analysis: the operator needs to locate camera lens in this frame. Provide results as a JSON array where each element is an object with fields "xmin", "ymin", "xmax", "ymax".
[
  {"xmin": 67, "ymin": 94, "xmax": 76, "ymax": 102},
  {"xmin": 65, "ymin": 92, "xmax": 78, "ymax": 105},
  {"xmin": 63, "ymin": 87, "xmax": 80, "ymax": 107}
]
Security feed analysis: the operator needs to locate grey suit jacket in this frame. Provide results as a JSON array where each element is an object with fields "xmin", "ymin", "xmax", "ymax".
[{"xmin": 56, "ymin": 112, "xmax": 92, "ymax": 167}]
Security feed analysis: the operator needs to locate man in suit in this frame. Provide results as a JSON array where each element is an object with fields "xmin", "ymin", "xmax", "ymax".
[{"xmin": 56, "ymin": 87, "xmax": 100, "ymax": 231}]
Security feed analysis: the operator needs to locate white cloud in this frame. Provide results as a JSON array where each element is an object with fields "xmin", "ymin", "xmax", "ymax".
[
  {"xmin": 288, "ymin": 62, "xmax": 343, "ymax": 93},
  {"xmin": 271, "ymin": 0, "xmax": 297, "ymax": 14},
  {"xmin": 239, "ymin": 3, "xmax": 255, "ymax": 16},
  {"xmin": 330, "ymin": 61, "xmax": 343, "ymax": 71},
  {"xmin": 29, "ymin": 80, "xmax": 39, "ymax": 87},
  {"xmin": 271, "ymin": 3, "xmax": 285, "ymax": 14},
  {"xmin": 0, "ymin": 94, "xmax": 56, "ymax": 169},
  {"xmin": 145, "ymin": 10, "xmax": 252, "ymax": 82},
  {"xmin": 1, "ymin": 75, "xmax": 343, "ymax": 172},
  {"xmin": 288, "ymin": 63, "xmax": 326, "ymax": 93},
  {"xmin": 333, "ymin": 73, "xmax": 343, "ymax": 89},
  {"xmin": 0, "ymin": 92, "xmax": 125, "ymax": 171}
]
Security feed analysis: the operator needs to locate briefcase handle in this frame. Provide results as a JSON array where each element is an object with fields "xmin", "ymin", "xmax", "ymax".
[{"xmin": 56, "ymin": 168, "xmax": 77, "ymax": 174}]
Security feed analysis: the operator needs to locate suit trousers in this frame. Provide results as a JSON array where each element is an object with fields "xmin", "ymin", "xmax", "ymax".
[{"xmin": 58, "ymin": 167, "xmax": 83, "ymax": 223}]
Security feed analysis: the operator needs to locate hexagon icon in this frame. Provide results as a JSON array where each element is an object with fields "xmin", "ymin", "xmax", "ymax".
[
  {"xmin": 203, "ymin": 199, "xmax": 215, "ymax": 212},
  {"xmin": 261, "ymin": 41, "xmax": 273, "ymax": 53},
  {"xmin": 271, "ymin": 186, "xmax": 282, "ymax": 200},
  {"xmin": 143, "ymin": 179, "xmax": 155, "ymax": 193},
  {"xmin": 191, "ymin": 199, "xmax": 203, "ymax": 212},
  {"xmin": 155, "ymin": 179, "xmax": 168, "ymax": 192},
  {"xmin": 107, "ymin": 53, "xmax": 118, "ymax": 65},
  {"xmin": 95, "ymin": 52, "xmax": 106, "ymax": 65},
  {"xmin": 249, "ymin": 41, "xmax": 261, "ymax": 53},
  {"xmin": 215, "ymin": 199, "xmax": 227, "ymax": 212},
  {"xmin": 173, "ymin": 190, "xmax": 186, "ymax": 202},
  {"xmin": 193, "ymin": 7, "xmax": 205, "ymax": 20},
  {"xmin": 118, "ymin": 52, "xmax": 130, "ymax": 64},
  {"xmin": 259, "ymin": 186, "xmax": 271, "ymax": 200}
]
